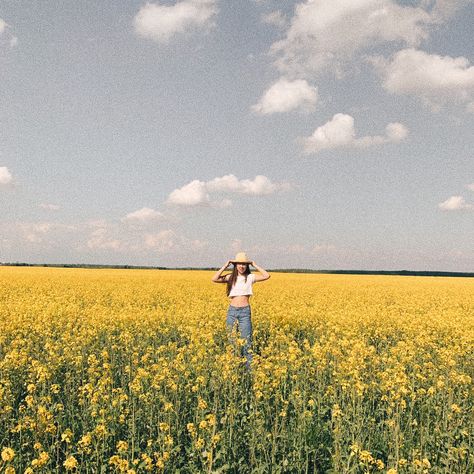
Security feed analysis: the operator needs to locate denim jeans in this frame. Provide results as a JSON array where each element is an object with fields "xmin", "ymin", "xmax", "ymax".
[{"xmin": 226, "ymin": 304, "xmax": 253, "ymax": 370}]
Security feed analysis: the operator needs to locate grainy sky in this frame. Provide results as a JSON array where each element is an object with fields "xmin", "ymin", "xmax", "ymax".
[{"xmin": 0, "ymin": 0, "xmax": 473, "ymax": 270}]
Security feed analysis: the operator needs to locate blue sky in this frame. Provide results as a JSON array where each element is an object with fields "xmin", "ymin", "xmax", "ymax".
[{"xmin": 0, "ymin": 0, "xmax": 473, "ymax": 270}]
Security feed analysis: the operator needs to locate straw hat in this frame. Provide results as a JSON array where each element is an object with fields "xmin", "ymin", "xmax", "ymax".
[{"xmin": 230, "ymin": 252, "xmax": 252, "ymax": 264}]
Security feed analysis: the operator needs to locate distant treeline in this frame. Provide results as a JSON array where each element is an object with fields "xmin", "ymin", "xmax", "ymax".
[
  {"xmin": 0, "ymin": 263, "xmax": 167, "ymax": 270},
  {"xmin": 1, "ymin": 262, "xmax": 473, "ymax": 277},
  {"xmin": 269, "ymin": 269, "xmax": 474, "ymax": 278}
]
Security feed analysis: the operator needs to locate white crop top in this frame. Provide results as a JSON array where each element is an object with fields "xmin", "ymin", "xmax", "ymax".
[{"xmin": 228, "ymin": 274, "xmax": 256, "ymax": 297}]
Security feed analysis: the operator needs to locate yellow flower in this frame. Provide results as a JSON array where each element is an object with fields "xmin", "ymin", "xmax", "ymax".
[
  {"xmin": 79, "ymin": 433, "xmax": 92, "ymax": 446},
  {"xmin": 1, "ymin": 267, "xmax": 473, "ymax": 474},
  {"xmin": 63, "ymin": 455, "xmax": 78, "ymax": 470},
  {"xmin": 140, "ymin": 453, "xmax": 154, "ymax": 471},
  {"xmin": 95, "ymin": 423, "xmax": 107, "ymax": 436},
  {"xmin": 359, "ymin": 450, "xmax": 374, "ymax": 464},
  {"xmin": 197, "ymin": 396, "xmax": 207, "ymax": 410},
  {"xmin": 117, "ymin": 440, "xmax": 128, "ymax": 452},
  {"xmin": 1, "ymin": 447, "xmax": 15, "ymax": 462},
  {"xmin": 61, "ymin": 428, "xmax": 73, "ymax": 443},
  {"xmin": 187, "ymin": 422, "xmax": 196, "ymax": 437},
  {"xmin": 450, "ymin": 403, "xmax": 462, "ymax": 413},
  {"xmin": 195, "ymin": 437, "xmax": 205, "ymax": 449},
  {"xmin": 32, "ymin": 451, "xmax": 50, "ymax": 467},
  {"xmin": 206, "ymin": 413, "xmax": 216, "ymax": 426},
  {"xmin": 350, "ymin": 443, "xmax": 360, "ymax": 454}
]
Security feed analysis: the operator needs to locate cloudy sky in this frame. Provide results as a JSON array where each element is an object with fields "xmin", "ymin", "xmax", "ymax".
[{"xmin": 0, "ymin": 0, "xmax": 473, "ymax": 270}]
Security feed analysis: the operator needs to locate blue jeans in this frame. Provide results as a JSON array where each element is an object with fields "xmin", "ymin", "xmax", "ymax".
[{"xmin": 226, "ymin": 305, "xmax": 253, "ymax": 370}]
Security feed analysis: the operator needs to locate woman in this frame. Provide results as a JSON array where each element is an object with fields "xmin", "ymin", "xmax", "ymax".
[{"xmin": 211, "ymin": 252, "xmax": 270, "ymax": 370}]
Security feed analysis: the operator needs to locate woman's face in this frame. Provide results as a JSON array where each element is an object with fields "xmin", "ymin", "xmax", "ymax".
[{"xmin": 236, "ymin": 263, "xmax": 247, "ymax": 274}]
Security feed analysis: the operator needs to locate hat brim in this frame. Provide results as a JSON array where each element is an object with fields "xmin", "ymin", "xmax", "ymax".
[{"xmin": 230, "ymin": 260, "xmax": 252, "ymax": 264}]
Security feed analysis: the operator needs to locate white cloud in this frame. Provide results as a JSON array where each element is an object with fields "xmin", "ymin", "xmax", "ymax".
[
  {"xmin": 166, "ymin": 174, "xmax": 291, "ymax": 206},
  {"xmin": 303, "ymin": 113, "xmax": 355, "ymax": 152},
  {"xmin": 16, "ymin": 222, "xmax": 76, "ymax": 244},
  {"xmin": 302, "ymin": 113, "xmax": 408, "ymax": 154},
  {"xmin": 167, "ymin": 179, "xmax": 210, "ymax": 206},
  {"xmin": 144, "ymin": 230, "xmax": 176, "ymax": 252},
  {"xmin": 0, "ymin": 216, "xmax": 208, "ymax": 263},
  {"xmin": 210, "ymin": 198, "xmax": 233, "ymax": 209},
  {"xmin": 39, "ymin": 203, "xmax": 61, "ymax": 210},
  {"xmin": 87, "ymin": 227, "xmax": 123, "ymax": 250},
  {"xmin": 207, "ymin": 174, "xmax": 290, "ymax": 195},
  {"xmin": 354, "ymin": 122, "xmax": 408, "ymax": 148},
  {"xmin": 251, "ymin": 78, "xmax": 318, "ymax": 114},
  {"xmin": 77, "ymin": 218, "xmax": 208, "ymax": 257},
  {"xmin": 270, "ymin": 0, "xmax": 433, "ymax": 78},
  {"xmin": 373, "ymin": 48, "xmax": 474, "ymax": 109},
  {"xmin": 122, "ymin": 207, "xmax": 164, "ymax": 223},
  {"xmin": 133, "ymin": 0, "xmax": 217, "ymax": 43},
  {"xmin": 438, "ymin": 195, "xmax": 473, "ymax": 211},
  {"xmin": 23, "ymin": 224, "xmax": 53, "ymax": 243},
  {"xmin": 0, "ymin": 17, "xmax": 17, "ymax": 48},
  {"xmin": 261, "ymin": 10, "xmax": 287, "ymax": 29},
  {"xmin": 0, "ymin": 167, "xmax": 13, "ymax": 184},
  {"xmin": 385, "ymin": 122, "xmax": 409, "ymax": 141}
]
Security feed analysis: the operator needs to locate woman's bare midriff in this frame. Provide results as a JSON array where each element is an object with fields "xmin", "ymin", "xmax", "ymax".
[{"xmin": 229, "ymin": 295, "xmax": 251, "ymax": 307}]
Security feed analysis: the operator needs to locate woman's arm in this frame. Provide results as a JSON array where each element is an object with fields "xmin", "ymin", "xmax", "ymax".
[
  {"xmin": 211, "ymin": 260, "xmax": 231, "ymax": 283},
  {"xmin": 251, "ymin": 261, "xmax": 270, "ymax": 282}
]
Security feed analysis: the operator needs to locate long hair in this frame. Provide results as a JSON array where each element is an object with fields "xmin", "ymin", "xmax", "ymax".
[{"xmin": 226, "ymin": 263, "xmax": 251, "ymax": 296}]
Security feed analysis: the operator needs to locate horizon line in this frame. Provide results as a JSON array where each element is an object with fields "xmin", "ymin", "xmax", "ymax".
[{"xmin": 1, "ymin": 262, "xmax": 473, "ymax": 277}]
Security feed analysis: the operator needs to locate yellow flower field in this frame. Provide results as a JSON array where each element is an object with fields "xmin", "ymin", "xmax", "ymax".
[{"xmin": 0, "ymin": 266, "xmax": 473, "ymax": 473}]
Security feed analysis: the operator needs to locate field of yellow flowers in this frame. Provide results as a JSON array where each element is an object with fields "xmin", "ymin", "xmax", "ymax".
[{"xmin": 0, "ymin": 266, "xmax": 473, "ymax": 473}]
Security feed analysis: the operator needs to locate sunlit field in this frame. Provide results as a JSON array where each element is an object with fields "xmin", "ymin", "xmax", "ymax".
[{"xmin": 0, "ymin": 267, "xmax": 473, "ymax": 473}]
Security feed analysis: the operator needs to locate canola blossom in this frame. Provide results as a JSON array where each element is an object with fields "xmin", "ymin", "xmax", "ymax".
[{"xmin": 0, "ymin": 266, "xmax": 473, "ymax": 473}]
